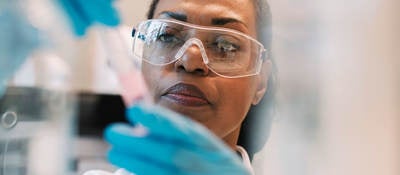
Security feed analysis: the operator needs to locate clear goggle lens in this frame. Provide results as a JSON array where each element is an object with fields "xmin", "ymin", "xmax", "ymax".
[{"xmin": 132, "ymin": 19, "xmax": 266, "ymax": 78}]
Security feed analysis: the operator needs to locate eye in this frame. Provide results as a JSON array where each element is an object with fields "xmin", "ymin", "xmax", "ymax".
[
  {"xmin": 217, "ymin": 40, "xmax": 238, "ymax": 52},
  {"xmin": 157, "ymin": 33, "xmax": 180, "ymax": 43},
  {"xmin": 214, "ymin": 38, "xmax": 240, "ymax": 53}
]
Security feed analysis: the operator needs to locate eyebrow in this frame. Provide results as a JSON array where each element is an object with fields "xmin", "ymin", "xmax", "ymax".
[
  {"xmin": 159, "ymin": 11, "xmax": 188, "ymax": 21},
  {"xmin": 159, "ymin": 11, "xmax": 246, "ymax": 27},
  {"xmin": 211, "ymin": 17, "xmax": 245, "ymax": 26}
]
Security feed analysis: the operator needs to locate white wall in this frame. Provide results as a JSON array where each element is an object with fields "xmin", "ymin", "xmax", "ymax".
[{"xmin": 254, "ymin": 0, "xmax": 400, "ymax": 175}]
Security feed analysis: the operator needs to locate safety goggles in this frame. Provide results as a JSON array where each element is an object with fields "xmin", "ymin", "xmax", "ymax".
[{"xmin": 132, "ymin": 19, "xmax": 266, "ymax": 78}]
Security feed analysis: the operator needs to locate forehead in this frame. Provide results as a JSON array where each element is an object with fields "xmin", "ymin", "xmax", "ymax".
[{"xmin": 154, "ymin": 0, "xmax": 257, "ymax": 35}]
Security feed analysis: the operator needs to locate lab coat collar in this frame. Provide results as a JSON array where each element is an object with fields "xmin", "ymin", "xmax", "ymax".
[{"xmin": 236, "ymin": 145, "xmax": 255, "ymax": 175}]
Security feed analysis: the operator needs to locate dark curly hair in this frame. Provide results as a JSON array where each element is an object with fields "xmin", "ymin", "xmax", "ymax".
[{"xmin": 146, "ymin": 0, "xmax": 276, "ymax": 160}]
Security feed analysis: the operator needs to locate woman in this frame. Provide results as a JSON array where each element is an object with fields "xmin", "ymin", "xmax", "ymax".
[{"xmin": 105, "ymin": 0, "xmax": 275, "ymax": 174}]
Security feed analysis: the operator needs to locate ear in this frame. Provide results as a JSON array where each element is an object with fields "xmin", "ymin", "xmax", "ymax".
[{"xmin": 252, "ymin": 59, "xmax": 272, "ymax": 105}]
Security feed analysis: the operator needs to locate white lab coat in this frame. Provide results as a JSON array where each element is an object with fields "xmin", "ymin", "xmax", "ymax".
[{"xmin": 236, "ymin": 146, "xmax": 255, "ymax": 175}]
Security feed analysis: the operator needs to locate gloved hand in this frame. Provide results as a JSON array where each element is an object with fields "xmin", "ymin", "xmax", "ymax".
[
  {"xmin": 0, "ymin": 2, "xmax": 40, "ymax": 97},
  {"xmin": 105, "ymin": 104, "xmax": 251, "ymax": 175},
  {"xmin": 56, "ymin": 0, "xmax": 120, "ymax": 36}
]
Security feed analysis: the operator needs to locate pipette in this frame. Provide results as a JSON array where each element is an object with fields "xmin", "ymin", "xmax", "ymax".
[
  {"xmin": 98, "ymin": 27, "xmax": 151, "ymax": 107},
  {"xmin": 81, "ymin": 27, "xmax": 150, "ymax": 175}
]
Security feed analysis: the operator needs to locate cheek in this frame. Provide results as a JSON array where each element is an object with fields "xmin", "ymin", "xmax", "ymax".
[
  {"xmin": 142, "ymin": 64, "xmax": 154, "ymax": 86},
  {"xmin": 217, "ymin": 79, "xmax": 256, "ymax": 105},
  {"xmin": 141, "ymin": 64, "xmax": 165, "ymax": 97},
  {"xmin": 207, "ymin": 78, "xmax": 257, "ymax": 137}
]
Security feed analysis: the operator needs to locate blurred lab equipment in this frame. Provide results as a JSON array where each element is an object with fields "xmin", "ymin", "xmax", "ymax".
[
  {"xmin": 0, "ymin": 0, "xmax": 77, "ymax": 174},
  {"xmin": 74, "ymin": 92, "xmax": 127, "ymax": 174},
  {"xmin": 0, "ymin": 87, "xmax": 75, "ymax": 175},
  {"xmin": 0, "ymin": 0, "xmax": 40, "ymax": 97},
  {"xmin": 1, "ymin": 0, "xmax": 123, "ymax": 174}
]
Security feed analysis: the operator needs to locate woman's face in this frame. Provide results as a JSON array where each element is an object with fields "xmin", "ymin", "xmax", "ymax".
[{"xmin": 142, "ymin": 0, "xmax": 269, "ymax": 147}]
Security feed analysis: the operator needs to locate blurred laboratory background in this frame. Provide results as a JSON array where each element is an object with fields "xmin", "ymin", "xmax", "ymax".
[
  {"xmin": 252, "ymin": 0, "xmax": 400, "ymax": 175},
  {"xmin": 3, "ymin": 0, "xmax": 399, "ymax": 175}
]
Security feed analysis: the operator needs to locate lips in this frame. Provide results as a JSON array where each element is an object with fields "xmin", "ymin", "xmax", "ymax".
[{"xmin": 161, "ymin": 83, "xmax": 210, "ymax": 106}]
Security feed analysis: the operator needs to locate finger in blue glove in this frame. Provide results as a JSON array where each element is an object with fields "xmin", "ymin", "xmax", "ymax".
[
  {"xmin": 56, "ymin": 0, "xmax": 120, "ymax": 36},
  {"xmin": 77, "ymin": 0, "xmax": 120, "ymax": 26},
  {"xmin": 125, "ymin": 104, "xmax": 224, "ymax": 149}
]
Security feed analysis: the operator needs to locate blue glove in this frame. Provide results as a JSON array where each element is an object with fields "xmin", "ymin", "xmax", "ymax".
[
  {"xmin": 56, "ymin": 0, "xmax": 120, "ymax": 36},
  {"xmin": 105, "ymin": 104, "xmax": 251, "ymax": 175},
  {"xmin": 0, "ymin": 2, "xmax": 40, "ymax": 97}
]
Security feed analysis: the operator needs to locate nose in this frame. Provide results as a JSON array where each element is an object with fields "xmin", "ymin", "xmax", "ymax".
[{"xmin": 174, "ymin": 38, "xmax": 210, "ymax": 76}]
